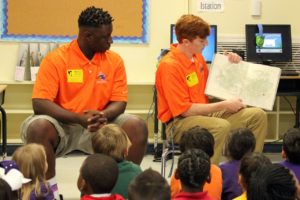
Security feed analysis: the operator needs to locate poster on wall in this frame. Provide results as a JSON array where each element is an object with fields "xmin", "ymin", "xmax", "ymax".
[{"xmin": 0, "ymin": 0, "xmax": 149, "ymax": 44}]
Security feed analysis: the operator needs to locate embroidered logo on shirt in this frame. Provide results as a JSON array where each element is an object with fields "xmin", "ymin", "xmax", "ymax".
[
  {"xmin": 67, "ymin": 69, "xmax": 83, "ymax": 83},
  {"xmin": 96, "ymin": 72, "xmax": 107, "ymax": 83},
  {"xmin": 186, "ymin": 72, "xmax": 199, "ymax": 87}
]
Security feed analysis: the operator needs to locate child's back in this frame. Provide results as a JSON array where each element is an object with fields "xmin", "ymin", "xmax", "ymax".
[
  {"xmin": 219, "ymin": 128, "xmax": 256, "ymax": 200},
  {"xmin": 170, "ymin": 126, "xmax": 222, "ymax": 200},
  {"xmin": 279, "ymin": 128, "xmax": 300, "ymax": 181},
  {"xmin": 92, "ymin": 124, "xmax": 142, "ymax": 198}
]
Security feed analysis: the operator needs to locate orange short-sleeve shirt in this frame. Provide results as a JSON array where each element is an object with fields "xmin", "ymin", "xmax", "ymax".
[
  {"xmin": 33, "ymin": 39, "xmax": 128, "ymax": 114},
  {"xmin": 155, "ymin": 44, "xmax": 209, "ymax": 123},
  {"xmin": 170, "ymin": 164, "xmax": 223, "ymax": 200}
]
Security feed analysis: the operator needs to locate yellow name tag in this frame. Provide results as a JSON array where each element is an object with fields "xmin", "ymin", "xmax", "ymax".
[
  {"xmin": 67, "ymin": 69, "xmax": 83, "ymax": 83},
  {"xmin": 186, "ymin": 72, "xmax": 198, "ymax": 87}
]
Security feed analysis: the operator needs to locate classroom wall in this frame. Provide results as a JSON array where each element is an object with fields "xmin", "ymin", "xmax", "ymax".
[{"xmin": 0, "ymin": 0, "xmax": 299, "ymax": 84}]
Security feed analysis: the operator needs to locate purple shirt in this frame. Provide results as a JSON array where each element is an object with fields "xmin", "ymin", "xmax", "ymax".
[
  {"xmin": 219, "ymin": 160, "xmax": 243, "ymax": 200},
  {"xmin": 279, "ymin": 160, "xmax": 300, "ymax": 181},
  {"xmin": 29, "ymin": 182, "xmax": 54, "ymax": 200}
]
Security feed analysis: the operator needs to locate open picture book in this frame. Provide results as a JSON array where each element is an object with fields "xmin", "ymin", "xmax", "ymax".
[{"xmin": 205, "ymin": 53, "xmax": 281, "ymax": 110}]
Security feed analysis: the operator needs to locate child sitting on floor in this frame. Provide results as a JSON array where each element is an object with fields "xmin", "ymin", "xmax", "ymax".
[
  {"xmin": 233, "ymin": 152, "xmax": 271, "ymax": 200},
  {"xmin": 128, "ymin": 168, "xmax": 170, "ymax": 200},
  {"xmin": 173, "ymin": 148, "xmax": 212, "ymax": 200},
  {"xmin": 77, "ymin": 154, "xmax": 124, "ymax": 200},
  {"xmin": 219, "ymin": 128, "xmax": 256, "ymax": 200},
  {"xmin": 170, "ymin": 126, "xmax": 222, "ymax": 200},
  {"xmin": 247, "ymin": 164, "xmax": 299, "ymax": 200},
  {"xmin": 92, "ymin": 124, "xmax": 142, "ymax": 199},
  {"xmin": 279, "ymin": 128, "xmax": 300, "ymax": 181},
  {"xmin": 12, "ymin": 143, "xmax": 54, "ymax": 200}
]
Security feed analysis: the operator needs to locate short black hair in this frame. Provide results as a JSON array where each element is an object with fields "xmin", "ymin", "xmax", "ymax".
[
  {"xmin": 177, "ymin": 149, "xmax": 210, "ymax": 189},
  {"xmin": 128, "ymin": 168, "xmax": 170, "ymax": 200},
  {"xmin": 247, "ymin": 164, "xmax": 297, "ymax": 200},
  {"xmin": 239, "ymin": 152, "xmax": 271, "ymax": 189},
  {"xmin": 78, "ymin": 6, "xmax": 113, "ymax": 27},
  {"xmin": 81, "ymin": 154, "xmax": 118, "ymax": 193},
  {"xmin": 283, "ymin": 128, "xmax": 300, "ymax": 164},
  {"xmin": 225, "ymin": 128, "xmax": 256, "ymax": 160},
  {"xmin": 180, "ymin": 126, "xmax": 214, "ymax": 157}
]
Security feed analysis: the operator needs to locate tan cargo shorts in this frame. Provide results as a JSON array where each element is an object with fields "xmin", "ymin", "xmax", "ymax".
[{"xmin": 20, "ymin": 113, "xmax": 131, "ymax": 157}]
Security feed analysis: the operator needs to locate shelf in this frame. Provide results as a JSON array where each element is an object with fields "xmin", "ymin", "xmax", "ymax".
[{"xmin": 5, "ymin": 109, "xmax": 33, "ymax": 114}]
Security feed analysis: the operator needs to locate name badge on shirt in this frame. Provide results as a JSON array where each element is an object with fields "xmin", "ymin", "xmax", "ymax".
[
  {"xmin": 67, "ymin": 69, "xmax": 83, "ymax": 83},
  {"xmin": 186, "ymin": 72, "xmax": 198, "ymax": 87}
]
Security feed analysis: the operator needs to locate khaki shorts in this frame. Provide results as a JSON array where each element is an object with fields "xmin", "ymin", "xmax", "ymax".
[{"xmin": 20, "ymin": 113, "xmax": 132, "ymax": 157}]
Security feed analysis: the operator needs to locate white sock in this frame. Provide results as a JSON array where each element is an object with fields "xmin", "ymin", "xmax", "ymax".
[{"xmin": 47, "ymin": 177, "xmax": 60, "ymax": 200}]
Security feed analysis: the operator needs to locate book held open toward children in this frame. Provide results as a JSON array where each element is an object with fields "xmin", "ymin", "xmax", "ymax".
[{"xmin": 205, "ymin": 53, "xmax": 281, "ymax": 110}]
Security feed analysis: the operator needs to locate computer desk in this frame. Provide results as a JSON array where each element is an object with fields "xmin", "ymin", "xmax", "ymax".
[
  {"xmin": 277, "ymin": 76, "xmax": 300, "ymax": 128},
  {"xmin": 0, "ymin": 85, "xmax": 7, "ymax": 159}
]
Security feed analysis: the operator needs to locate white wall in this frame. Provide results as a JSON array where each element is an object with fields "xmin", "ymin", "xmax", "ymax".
[
  {"xmin": 189, "ymin": 0, "xmax": 300, "ymax": 37},
  {"xmin": 0, "ymin": 0, "xmax": 299, "ymax": 83}
]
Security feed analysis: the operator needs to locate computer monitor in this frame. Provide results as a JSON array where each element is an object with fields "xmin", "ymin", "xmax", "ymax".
[
  {"xmin": 170, "ymin": 24, "xmax": 217, "ymax": 63},
  {"xmin": 245, "ymin": 24, "xmax": 292, "ymax": 64}
]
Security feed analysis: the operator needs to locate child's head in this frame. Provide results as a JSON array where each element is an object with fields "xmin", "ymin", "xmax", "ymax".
[
  {"xmin": 12, "ymin": 143, "xmax": 49, "ymax": 200},
  {"xmin": 175, "ymin": 148, "xmax": 211, "ymax": 192},
  {"xmin": 179, "ymin": 126, "xmax": 214, "ymax": 157},
  {"xmin": 239, "ymin": 152, "xmax": 271, "ymax": 190},
  {"xmin": 0, "ymin": 178, "xmax": 14, "ymax": 200},
  {"xmin": 225, "ymin": 128, "xmax": 256, "ymax": 160},
  {"xmin": 12, "ymin": 143, "xmax": 48, "ymax": 182},
  {"xmin": 247, "ymin": 164, "xmax": 298, "ymax": 200},
  {"xmin": 128, "ymin": 168, "xmax": 170, "ymax": 200},
  {"xmin": 92, "ymin": 124, "xmax": 131, "ymax": 161},
  {"xmin": 282, "ymin": 128, "xmax": 300, "ymax": 164},
  {"xmin": 77, "ymin": 153, "xmax": 118, "ymax": 195}
]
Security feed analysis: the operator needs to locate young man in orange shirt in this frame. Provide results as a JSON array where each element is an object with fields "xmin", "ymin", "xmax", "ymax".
[
  {"xmin": 20, "ymin": 7, "xmax": 148, "ymax": 199},
  {"xmin": 155, "ymin": 14, "xmax": 267, "ymax": 164}
]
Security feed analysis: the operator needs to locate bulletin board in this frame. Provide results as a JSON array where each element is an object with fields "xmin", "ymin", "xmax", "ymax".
[{"xmin": 0, "ymin": 0, "xmax": 149, "ymax": 43}]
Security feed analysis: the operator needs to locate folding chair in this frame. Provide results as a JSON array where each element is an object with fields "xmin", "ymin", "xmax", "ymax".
[{"xmin": 153, "ymin": 49, "xmax": 180, "ymax": 177}]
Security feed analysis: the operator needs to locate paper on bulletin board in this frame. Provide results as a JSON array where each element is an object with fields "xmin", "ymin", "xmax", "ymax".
[{"xmin": 197, "ymin": 0, "xmax": 224, "ymax": 12}]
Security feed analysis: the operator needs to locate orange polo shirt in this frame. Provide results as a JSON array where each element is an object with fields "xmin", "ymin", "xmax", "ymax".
[
  {"xmin": 170, "ymin": 164, "xmax": 222, "ymax": 200},
  {"xmin": 33, "ymin": 39, "xmax": 128, "ymax": 113},
  {"xmin": 155, "ymin": 44, "xmax": 209, "ymax": 123}
]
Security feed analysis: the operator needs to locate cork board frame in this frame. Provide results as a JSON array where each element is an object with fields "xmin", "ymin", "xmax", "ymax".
[{"xmin": 0, "ymin": 0, "xmax": 149, "ymax": 43}]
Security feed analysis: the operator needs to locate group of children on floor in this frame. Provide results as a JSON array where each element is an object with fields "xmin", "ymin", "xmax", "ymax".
[{"xmin": 1, "ymin": 125, "xmax": 300, "ymax": 200}]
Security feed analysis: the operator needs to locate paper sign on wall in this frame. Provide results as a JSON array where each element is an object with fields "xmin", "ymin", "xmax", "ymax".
[{"xmin": 197, "ymin": 0, "xmax": 224, "ymax": 12}]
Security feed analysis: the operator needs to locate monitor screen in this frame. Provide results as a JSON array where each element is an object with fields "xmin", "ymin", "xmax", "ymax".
[
  {"xmin": 245, "ymin": 24, "xmax": 292, "ymax": 64},
  {"xmin": 170, "ymin": 24, "xmax": 217, "ymax": 63}
]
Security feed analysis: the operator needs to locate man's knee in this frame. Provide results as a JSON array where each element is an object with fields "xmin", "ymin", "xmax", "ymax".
[
  {"xmin": 251, "ymin": 107, "xmax": 267, "ymax": 121},
  {"xmin": 122, "ymin": 115, "xmax": 148, "ymax": 144},
  {"xmin": 26, "ymin": 118, "xmax": 59, "ymax": 146}
]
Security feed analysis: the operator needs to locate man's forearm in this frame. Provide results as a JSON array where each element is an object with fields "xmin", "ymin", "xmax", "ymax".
[{"xmin": 32, "ymin": 98, "xmax": 82, "ymax": 125}]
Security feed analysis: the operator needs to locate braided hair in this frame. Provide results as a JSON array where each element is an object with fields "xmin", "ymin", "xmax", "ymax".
[
  {"xmin": 177, "ymin": 148, "xmax": 210, "ymax": 189},
  {"xmin": 78, "ymin": 6, "xmax": 113, "ymax": 27},
  {"xmin": 247, "ymin": 164, "xmax": 297, "ymax": 200}
]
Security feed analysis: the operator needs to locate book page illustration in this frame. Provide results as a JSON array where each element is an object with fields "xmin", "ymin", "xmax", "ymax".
[{"xmin": 205, "ymin": 53, "xmax": 281, "ymax": 110}]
